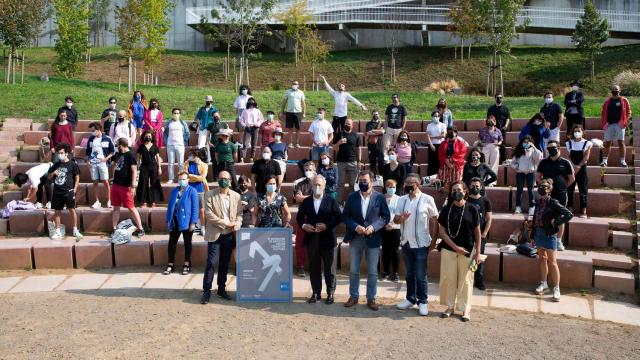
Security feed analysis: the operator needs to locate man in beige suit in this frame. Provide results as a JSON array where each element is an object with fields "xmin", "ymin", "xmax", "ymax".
[{"xmin": 201, "ymin": 171, "xmax": 242, "ymax": 304}]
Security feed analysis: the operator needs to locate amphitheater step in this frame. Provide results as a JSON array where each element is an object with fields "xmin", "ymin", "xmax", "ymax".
[
  {"xmin": 611, "ymin": 231, "xmax": 635, "ymax": 250},
  {"xmin": 594, "ymin": 270, "xmax": 636, "ymax": 295}
]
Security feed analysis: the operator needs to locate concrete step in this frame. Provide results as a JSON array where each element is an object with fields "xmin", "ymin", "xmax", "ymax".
[
  {"xmin": 594, "ymin": 270, "xmax": 636, "ymax": 295},
  {"xmin": 611, "ymin": 231, "xmax": 635, "ymax": 250}
]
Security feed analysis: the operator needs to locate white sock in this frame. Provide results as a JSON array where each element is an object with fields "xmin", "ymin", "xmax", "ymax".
[{"xmin": 541, "ymin": 281, "xmax": 548, "ymax": 287}]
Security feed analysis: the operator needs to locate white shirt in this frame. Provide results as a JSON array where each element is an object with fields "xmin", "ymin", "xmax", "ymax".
[
  {"xmin": 566, "ymin": 139, "xmax": 592, "ymax": 152},
  {"xmin": 395, "ymin": 192, "xmax": 438, "ymax": 248},
  {"xmin": 283, "ymin": 89, "xmax": 305, "ymax": 113},
  {"xmin": 239, "ymin": 108, "xmax": 264, "ymax": 128},
  {"xmin": 234, "ymin": 94, "xmax": 252, "ymax": 117},
  {"xmin": 91, "ymin": 137, "xmax": 105, "ymax": 159},
  {"xmin": 150, "ymin": 109, "xmax": 159, "ymax": 122},
  {"xmin": 313, "ymin": 195, "xmax": 323, "ymax": 214},
  {"xmin": 360, "ymin": 192, "xmax": 371, "ymax": 220},
  {"xmin": 167, "ymin": 120, "xmax": 184, "ymax": 146},
  {"xmin": 386, "ymin": 194, "xmax": 400, "ymax": 230},
  {"xmin": 324, "ymin": 81, "xmax": 363, "ymax": 117},
  {"xmin": 426, "ymin": 122, "xmax": 447, "ymax": 145},
  {"xmin": 308, "ymin": 119, "xmax": 333, "ymax": 145},
  {"xmin": 26, "ymin": 163, "xmax": 53, "ymax": 188}
]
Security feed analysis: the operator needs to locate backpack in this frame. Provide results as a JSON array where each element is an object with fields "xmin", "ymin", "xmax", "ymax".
[{"xmin": 111, "ymin": 219, "xmax": 137, "ymax": 245}]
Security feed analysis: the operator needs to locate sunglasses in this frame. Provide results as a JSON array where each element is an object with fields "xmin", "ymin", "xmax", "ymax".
[
  {"xmin": 109, "ymin": 101, "xmax": 116, "ymax": 104},
  {"xmin": 172, "ymin": 112, "xmax": 180, "ymax": 115}
]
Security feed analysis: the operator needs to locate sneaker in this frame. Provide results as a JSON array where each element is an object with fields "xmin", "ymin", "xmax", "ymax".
[
  {"xmin": 50, "ymin": 228, "xmax": 62, "ymax": 240},
  {"xmin": 288, "ymin": 144, "xmax": 294, "ymax": 149},
  {"xmin": 165, "ymin": 180, "xmax": 173, "ymax": 185},
  {"xmin": 600, "ymin": 158, "xmax": 608, "ymax": 167},
  {"xmin": 91, "ymin": 200, "xmax": 102, "ymax": 209},
  {"xmin": 535, "ymin": 281, "xmax": 549, "ymax": 295},
  {"xmin": 514, "ymin": 206, "xmax": 522, "ymax": 214},
  {"xmin": 552, "ymin": 286, "xmax": 561, "ymax": 302},
  {"xmin": 528, "ymin": 206, "xmax": 535, "ymax": 216},
  {"xmin": 73, "ymin": 229, "xmax": 83, "ymax": 242},
  {"xmin": 620, "ymin": 159, "xmax": 628, "ymax": 167},
  {"xmin": 35, "ymin": 202, "xmax": 43, "ymax": 209},
  {"xmin": 107, "ymin": 200, "xmax": 112, "ymax": 208},
  {"xmin": 557, "ymin": 240, "xmax": 565, "ymax": 251},
  {"xmin": 296, "ymin": 267, "xmax": 306, "ymax": 278},
  {"xmin": 45, "ymin": 202, "xmax": 51, "ymax": 209},
  {"xmin": 380, "ymin": 272, "xmax": 389, "ymax": 281},
  {"xmin": 391, "ymin": 273, "xmax": 400, "ymax": 282},
  {"xmin": 199, "ymin": 226, "xmax": 205, "ymax": 237},
  {"xmin": 294, "ymin": 144, "xmax": 301, "ymax": 148},
  {"xmin": 396, "ymin": 299, "xmax": 416, "ymax": 310},
  {"xmin": 132, "ymin": 228, "xmax": 145, "ymax": 237},
  {"xmin": 418, "ymin": 303, "xmax": 429, "ymax": 316}
]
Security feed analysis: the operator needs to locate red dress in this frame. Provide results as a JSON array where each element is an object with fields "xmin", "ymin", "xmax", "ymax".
[
  {"xmin": 437, "ymin": 137, "xmax": 467, "ymax": 187},
  {"xmin": 50, "ymin": 122, "xmax": 75, "ymax": 150},
  {"xmin": 139, "ymin": 109, "xmax": 164, "ymax": 147}
]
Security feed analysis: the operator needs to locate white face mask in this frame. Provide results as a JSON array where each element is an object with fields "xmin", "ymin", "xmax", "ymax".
[
  {"xmin": 574, "ymin": 131, "xmax": 583, "ymax": 139},
  {"xmin": 262, "ymin": 152, "xmax": 271, "ymax": 160},
  {"xmin": 274, "ymin": 135, "xmax": 281, "ymax": 142},
  {"xmin": 534, "ymin": 120, "xmax": 542, "ymax": 126},
  {"xmin": 66, "ymin": 102, "xmax": 73, "ymax": 108},
  {"xmin": 314, "ymin": 185, "xmax": 323, "ymax": 197},
  {"xmin": 321, "ymin": 158, "xmax": 330, "ymax": 166},
  {"xmin": 267, "ymin": 114, "xmax": 274, "ymax": 121},
  {"xmin": 316, "ymin": 113, "xmax": 324, "ymax": 121},
  {"xmin": 545, "ymin": 97, "xmax": 553, "ymax": 104},
  {"xmin": 305, "ymin": 170, "xmax": 315, "ymax": 179},
  {"xmin": 188, "ymin": 155, "xmax": 195, "ymax": 162},
  {"xmin": 59, "ymin": 119, "xmax": 68, "ymax": 125},
  {"xmin": 571, "ymin": 85, "xmax": 579, "ymax": 92},
  {"xmin": 241, "ymin": 89, "xmax": 248, "ymax": 95},
  {"xmin": 291, "ymin": 84, "xmax": 299, "ymax": 90}
]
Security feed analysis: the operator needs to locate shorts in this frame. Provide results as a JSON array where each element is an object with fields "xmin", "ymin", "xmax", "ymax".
[
  {"xmin": 90, "ymin": 162, "xmax": 109, "ymax": 181},
  {"xmin": 534, "ymin": 227, "xmax": 558, "ymax": 250},
  {"xmin": 311, "ymin": 145, "xmax": 329, "ymax": 161},
  {"xmin": 285, "ymin": 112, "xmax": 302, "ymax": 130},
  {"xmin": 198, "ymin": 192, "xmax": 205, "ymax": 210},
  {"xmin": 51, "ymin": 191, "xmax": 76, "ymax": 210},
  {"xmin": 111, "ymin": 184, "xmax": 134, "ymax": 208},
  {"xmin": 604, "ymin": 123, "xmax": 625, "ymax": 141}
]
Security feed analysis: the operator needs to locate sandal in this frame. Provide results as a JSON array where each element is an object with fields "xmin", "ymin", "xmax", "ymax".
[
  {"xmin": 163, "ymin": 264, "xmax": 174, "ymax": 275},
  {"xmin": 182, "ymin": 264, "xmax": 191, "ymax": 275}
]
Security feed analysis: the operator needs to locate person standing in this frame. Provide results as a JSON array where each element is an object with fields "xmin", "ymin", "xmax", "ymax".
[
  {"xmin": 109, "ymin": 110, "xmax": 137, "ymax": 148},
  {"xmin": 47, "ymin": 143, "xmax": 82, "ymax": 241},
  {"xmin": 365, "ymin": 111, "xmax": 385, "ymax": 177},
  {"xmin": 268, "ymin": 127, "xmax": 288, "ymax": 187},
  {"xmin": 318, "ymin": 152, "xmax": 338, "ymax": 198},
  {"xmin": 110, "ymin": 138, "xmax": 145, "ymax": 238},
  {"xmin": 533, "ymin": 178, "xmax": 573, "ymax": 302},
  {"xmin": 382, "ymin": 148, "xmax": 407, "ymax": 196},
  {"xmin": 237, "ymin": 176, "xmax": 257, "ymax": 228},
  {"xmin": 394, "ymin": 173, "xmax": 439, "ymax": 316},
  {"xmin": 58, "ymin": 96, "xmax": 78, "ymax": 130},
  {"xmin": 86, "ymin": 122, "xmax": 115, "ymax": 209},
  {"xmin": 297, "ymin": 175, "xmax": 342, "ymax": 304},
  {"xmin": 536, "ymin": 140, "xmax": 574, "ymax": 251},
  {"xmin": 195, "ymin": 95, "xmax": 220, "ymax": 164},
  {"xmin": 135, "ymin": 130, "xmax": 163, "ymax": 208},
  {"xmin": 342, "ymin": 171, "xmax": 391, "ymax": 311},
  {"xmin": 395, "ymin": 130, "xmax": 414, "ymax": 174},
  {"xmin": 332, "ymin": 118, "xmax": 361, "ymax": 203},
  {"xmin": 436, "ymin": 98, "xmax": 453, "ymax": 129},
  {"xmin": 259, "ymin": 111, "xmax": 281, "ymax": 148},
  {"xmin": 511, "ymin": 135, "xmax": 543, "ymax": 216},
  {"xmin": 564, "ymin": 80, "xmax": 585, "ymax": 133},
  {"xmin": 50, "ymin": 110, "xmax": 75, "ymax": 151},
  {"xmin": 384, "ymin": 94, "xmax": 407, "ymax": 149},
  {"xmin": 466, "ymin": 178, "xmax": 492, "ymax": 291},
  {"xmin": 565, "ymin": 125, "xmax": 592, "ymax": 218},
  {"xmin": 486, "ymin": 93, "xmax": 511, "ymax": 160},
  {"xmin": 141, "ymin": 98, "xmax": 164, "ymax": 147},
  {"xmin": 251, "ymin": 147, "xmax": 282, "ymax": 195},
  {"xmin": 239, "ymin": 97, "xmax": 263, "ymax": 163},
  {"xmin": 518, "ymin": 113, "xmax": 551, "ymax": 152},
  {"xmin": 601, "ymin": 84, "xmax": 632, "ymax": 168},
  {"xmin": 128, "ymin": 90, "xmax": 148, "ymax": 138},
  {"xmin": 321, "ymin": 75, "xmax": 367, "ymax": 133},
  {"xmin": 234, "ymin": 84, "xmax": 253, "ymax": 131},
  {"xmin": 381, "ymin": 179, "xmax": 401, "ymax": 282},
  {"xmin": 100, "ymin": 97, "xmax": 119, "ymax": 135},
  {"xmin": 202, "ymin": 171, "xmax": 243, "ymax": 303},
  {"xmin": 438, "ymin": 127, "xmax": 467, "ymax": 193},
  {"xmin": 12, "ymin": 162, "xmax": 53, "ymax": 209},
  {"xmin": 477, "ymin": 115, "xmax": 503, "ymax": 181},
  {"xmin": 540, "ymin": 91, "xmax": 564, "ymax": 149},
  {"xmin": 163, "ymin": 171, "xmax": 199, "ymax": 276},
  {"xmin": 214, "ymin": 128, "xmax": 238, "ymax": 191},
  {"xmin": 280, "ymin": 80, "xmax": 306, "ymax": 148},
  {"xmin": 293, "ymin": 161, "xmax": 317, "ymax": 277},
  {"xmin": 437, "ymin": 181, "xmax": 482, "ymax": 322},
  {"xmin": 163, "ymin": 108, "xmax": 190, "ymax": 184},
  {"xmin": 426, "ymin": 111, "xmax": 446, "ymax": 176},
  {"xmin": 185, "ymin": 148, "xmax": 209, "ymax": 236},
  {"xmin": 254, "ymin": 176, "xmax": 291, "ymax": 228},
  {"xmin": 308, "ymin": 108, "xmax": 333, "ymax": 162}
]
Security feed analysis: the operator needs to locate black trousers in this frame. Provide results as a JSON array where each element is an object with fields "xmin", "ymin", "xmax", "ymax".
[
  {"xmin": 567, "ymin": 166, "xmax": 588, "ymax": 211},
  {"xmin": 216, "ymin": 233, "xmax": 236, "ymax": 291},
  {"xmin": 332, "ymin": 116, "xmax": 348, "ymax": 133},
  {"xmin": 551, "ymin": 190, "xmax": 568, "ymax": 207},
  {"xmin": 427, "ymin": 144, "xmax": 440, "ymax": 176},
  {"xmin": 474, "ymin": 237, "xmax": 487, "ymax": 285},
  {"xmin": 381, "ymin": 229, "xmax": 400, "ymax": 274},
  {"xmin": 306, "ymin": 235, "xmax": 336, "ymax": 296},
  {"xmin": 565, "ymin": 113, "xmax": 585, "ymax": 133},
  {"xmin": 367, "ymin": 143, "xmax": 384, "ymax": 177},
  {"xmin": 168, "ymin": 220, "xmax": 194, "ymax": 264},
  {"xmin": 215, "ymin": 161, "xmax": 238, "ymax": 191},
  {"xmin": 36, "ymin": 175, "xmax": 52, "ymax": 204}
]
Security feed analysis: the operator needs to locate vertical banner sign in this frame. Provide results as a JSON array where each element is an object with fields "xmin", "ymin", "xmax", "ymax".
[{"xmin": 236, "ymin": 228, "xmax": 292, "ymax": 302}]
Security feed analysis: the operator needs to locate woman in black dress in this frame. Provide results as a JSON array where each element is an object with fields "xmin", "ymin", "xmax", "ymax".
[
  {"xmin": 136, "ymin": 130, "xmax": 163, "ymax": 207},
  {"xmin": 382, "ymin": 148, "xmax": 407, "ymax": 195}
]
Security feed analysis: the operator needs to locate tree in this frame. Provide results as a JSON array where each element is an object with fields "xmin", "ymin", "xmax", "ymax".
[
  {"xmin": 275, "ymin": 0, "xmax": 313, "ymax": 65},
  {"xmin": 383, "ymin": 11, "xmax": 405, "ymax": 84},
  {"xmin": 298, "ymin": 28, "xmax": 330, "ymax": 85},
  {"xmin": 52, "ymin": 0, "xmax": 91, "ymax": 78},
  {"xmin": 115, "ymin": 0, "xmax": 144, "ymax": 58},
  {"xmin": 198, "ymin": 14, "xmax": 238, "ymax": 79},
  {"xmin": 139, "ymin": 0, "xmax": 174, "ymax": 73},
  {"xmin": 448, "ymin": 0, "xmax": 483, "ymax": 62},
  {"xmin": 89, "ymin": 0, "xmax": 111, "ymax": 47},
  {"xmin": 0, "ymin": 0, "xmax": 50, "ymax": 83},
  {"xmin": 572, "ymin": 0, "xmax": 609, "ymax": 85}
]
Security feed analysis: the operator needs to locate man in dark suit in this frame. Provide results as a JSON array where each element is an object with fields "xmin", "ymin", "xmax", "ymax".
[
  {"xmin": 342, "ymin": 171, "xmax": 390, "ymax": 311},
  {"xmin": 296, "ymin": 175, "xmax": 342, "ymax": 304}
]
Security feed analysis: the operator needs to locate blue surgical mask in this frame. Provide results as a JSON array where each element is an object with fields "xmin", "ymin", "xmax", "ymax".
[
  {"xmin": 388, "ymin": 154, "xmax": 397, "ymax": 162},
  {"xmin": 386, "ymin": 187, "xmax": 396, "ymax": 196},
  {"xmin": 178, "ymin": 179, "xmax": 188, "ymax": 188},
  {"xmin": 358, "ymin": 182, "xmax": 370, "ymax": 192},
  {"xmin": 522, "ymin": 143, "xmax": 531, "ymax": 149},
  {"xmin": 266, "ymin": 184, "xmax": 277, "ymax": 193},
  {"xmin": 135, "ymin": 95, "xmax": 141, "ymax": 101}
]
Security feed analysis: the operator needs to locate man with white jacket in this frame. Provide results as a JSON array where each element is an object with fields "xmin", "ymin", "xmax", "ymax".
[{"xmin": 321, "ymin": 75, "xmax": 367, "ymax": 133}]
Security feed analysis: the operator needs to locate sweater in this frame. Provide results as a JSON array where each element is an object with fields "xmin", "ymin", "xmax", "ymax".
[{"xmin": 511, "ymin": 147, "xmax": 543, "ymax": 174}]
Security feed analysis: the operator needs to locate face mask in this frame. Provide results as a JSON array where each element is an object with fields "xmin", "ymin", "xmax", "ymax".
[
  {"xmin": 305, "ymin": 170, "xmax": 315, "ymax": 179},
  {"xmin": 545, "ymin": 97, "xmax": 553, "ymax": 104},
  {"xmin": 144, "ymin": 137, "xmax": 152, "ymax": 142},
  {"xmin": 267, "ymin": 114, "xmax": 274, "ymax": 121},
  {"xmin": 548, "ymin": 147, "xmax": 559, "ymax": 157},
  {"xmin": 496, "ymin": 98, "xmax": 502, "ymax": 105},
  {"xmin": 109, "ymin": 104, "xmax": 116, "ymax": 110},
  {"xmin": 173, "ymin": 114, "xmax": 179, "ymax": 121},
  {"xmin": 388, "ymin": 154, "xmax": 397, "ymax": 162},
  {"xmin": 522, "ymin": 143, "xmax": 531, "ymax": 149},
  {"xmin": 432, "ymin": 117, "xmax": 439, "ymax": 123},
  {"xmin": 316, "ymin": 113, "xmax": 324, "ymax": 121},
  {"xmin": 291, "ymin": 85, "xmax": 299, "ymax": 90},
  {"xmin": 274, "ymin": 135, "xmax": 281, "ymax": 142},
  {"xmin": 372, "ymin": 115, "xmax": 379, "ymax": 121},
  {"xmin": 572, "ymin": 85, "xmax": 579, "ymax": 92},
  {"xmin": 241, "ymin": 89, "xmax": 248, "ymax": 95},
  {"xmin": 66, "ymin": 102, "xmax": 73, "ymax": 108},
  {"xmin": 446, "ymin": 132, "xmax": 454, "ymax": 139},
  {"xmin": 56, "ymin": 153, "xmax": 66, "ymax": 162},
  {"xmin": 118, "ymin": 117, "xmax": 125, "ymax": 123},
  {"xmin": 471, "ymin": 155, "xmax": 480, "ymax": 162},
  {"xmin": 59, "ymin": 119, "xmax": 68, "ymax": 125},
  {"xmin": 314, "ymin": 186, "xmax": 323, "ymax": 197},
  {"xmin": 534, "ymin": 120, "xmax": 542, "ymax": 126},
  {"xmin": 453, "ymin": 191, "xmax": 464, "ymax": 201},
  {"xmin": 344, "ymin": 125, "xmax": 352, "ymax": 131},
  {"xmin": 574, "ymin": 131, "xmax": 583, "ymax": 139},
  {"xmin": 612, "ymin": 91, "xmax": 620, "ymax": 96},
  {"xmin": 404, "ymin": 185, "xmax": 415, "ymax": 194},
  {"xmin": 399, "ymin": 136, "xmax": 408, "ymax": 142},
  {"xmin": 358, "ymin": 181, "xmax": 370, "ymax": 192},
  {"xmin": 487, "ymin": 121, "xmax": 495, "ymax": 127},
  {"xmin": 206, "ymin": 101, "xmax": 212, "ymax": 107},
  {"xmin": 188, "ymin": 155, "xmax": 195, "ymax": 162},
  {"xmin": 469, "ymin": 187, "xmax": 481, "ymax": 196},
  {"xmin": 386, "ymin": 187, "xmax": 396, "ymax": 196},
  {"xmin": 134, "ymin": 95, "xmax": 141, "ymax": 101},
  {"xmin": 538, "ymin": 185, "xmax": 549, "ymax": 196},
  {"xmin": 178, "ymin": 179, "xmax": 188, "ymax": 188},
  {"xmin": 321, "ymin": 158, "xmax": 330, "ymax": 166},
  {"xmin": 262, "ymin": 152, "xmax": 271, "ymax": 160},
  {"xmin": 266, "ymin": 184, "xmax": 277, "ymax": 193},
  {"xmin": 238, "ymin": 184, "xmax": 247, "ymax": 192},
  {"xmin": 218, "ymin": 179, "xmax": 230, "ymax": 189},
  {"xmin": 93, "ymin": 131, "xmax": 100, "ymax": 137}
]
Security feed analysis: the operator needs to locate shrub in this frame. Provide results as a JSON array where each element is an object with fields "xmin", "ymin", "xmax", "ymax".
[
  {"xmin": 613, "ymin": 70, "xmax": 640, "ymax": 96},
  {"xmin": 425, "ymin": 79, "xmax": 461, "ymax": 94}
]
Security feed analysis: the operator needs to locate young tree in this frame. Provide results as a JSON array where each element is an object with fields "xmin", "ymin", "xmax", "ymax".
[
  {"xmin": 383, "ymin": 11, "xmax": 405, "ymax": 84},
  {"xmin": 571, "ymin": 0, "xmax": 609, "ymax": 85},
  {"xmin": 448, "ymin": 0, "xmax": 483, "ymax": 62},
  {"xmin": 198, "ymin": 13, "xmax": 238, "ymax": 79},
  {"xmin": 0, "ymin": 0, "xmax": 50, "ymax": 83},
  {"xmin": 89, "ymin": 0, "xmax": 112, "ymax": 47},
  {"xmin": 115, "ymin": 0, "xmax": 144, "ymax": 58},
  {"xmin": 140, "ymin": 0, "xmax": 174, "ymax": 74},
  {"xmin": 52, "ymin": 0, "xmax": 91, "ymax": 78},
  {"xmin": 275, "ymin": 0, "xmax": 313, "ymax": 65},
  {"xmin": 299, "ymin": 28, "xmax": 330, "ymax": 86}
]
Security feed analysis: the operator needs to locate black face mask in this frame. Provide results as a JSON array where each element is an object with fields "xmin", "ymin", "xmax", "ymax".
[
  {"xmin": 238, "ymin": 184, "xmax": 247, "ymax": 192},
  {"xmin": 399, "ymin": 137, "xmax": 408, "ymax": 142},
  {"xmin": 469, "ymin": 187, "xmax": 481, "ymax": 195},
  {"xmin": 404, "ymin": 185, "xmax": 415, "ymax": 194},
  {"xmin": 496, "ymin": 98, "xmax": 503, "ymax": 104},
  {"xmin": 612, "ymin": 91, "xmax": 620, "ymax": 96},
  {"xmin": 447, "ymin": 133, "xmax": 454, "ymax": 139},
  {"xmin": 118, "ymin": 117, "xmax": 125, "ymax": 122},
  {"xmin": 144, "ymin": 137, "xmax": 152, "ymax": 142},
  {"xmin": 538, "ymin": 186, "xmax": 549, "ymax": 196},
  {"xmin": 344, "ymin": 125, "xmax": 352, "ymax": 131},
  {"xmin": 548, "ymin": 147, "xmax": 559, "ymax": 157}
]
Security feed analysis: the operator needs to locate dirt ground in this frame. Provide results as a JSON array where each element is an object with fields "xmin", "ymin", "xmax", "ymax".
[{"xmin": 1, "ymin": 286, "xmax": 639, "ymax": 359}]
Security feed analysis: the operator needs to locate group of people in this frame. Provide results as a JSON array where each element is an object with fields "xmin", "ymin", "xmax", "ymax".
[{"xmin": 10, "ymin": 78, "xmax": 632, "ymax": 318}]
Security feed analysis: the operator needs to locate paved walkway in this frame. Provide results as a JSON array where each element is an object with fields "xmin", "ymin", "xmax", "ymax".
[{"xmin": 1, "ymin": 272, "xmax": 639, "ymax": 327}]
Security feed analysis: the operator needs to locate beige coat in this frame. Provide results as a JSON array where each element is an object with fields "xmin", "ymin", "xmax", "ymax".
[{"xmin": 205, "ymin": 188, "xmax": 242, "ymax": 242}]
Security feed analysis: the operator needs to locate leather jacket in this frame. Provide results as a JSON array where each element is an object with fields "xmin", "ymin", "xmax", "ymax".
[{"xmin": 536, "ymin": 197, "xmax": 573, "ymax": 236}]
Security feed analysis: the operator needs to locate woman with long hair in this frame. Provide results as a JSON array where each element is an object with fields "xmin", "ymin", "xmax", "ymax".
[
  {"xmin": 318, "ymin": 152, "xmax": 338, "ymax": 198},
  {"xmin": 395, "ymin": 130, "xmax": 414, "ymax": 174},
  {"xmin": 136, "ymin": 130, "xmax": 163, "ymax": 207},
  {"xmin": 254, "ymin": 176, "xmax": 291, "ymax": 228},
  {"xmin": 234, "ymin": 84, "xmax": 253, "ymax": 131},
  {"xmin": 519, "ymin": 112, "xmax": 551, "ymax": 152},
  {"xmin": 511, "ymin": 135, "xmax": 543, "ymax": 215},
  {"xmin": 438, "ymin": 126, "xmax": 467, "ymax": 194},
  {"xmin": 50, "ymin": 109, "xmax": 75, "ymax": 151},
  {"xmin": 128, "ymin": 90, "xmax": 148, "ymax": 138},
  {"xmin": 141, "ymin": 98, "xmax": 164, "ymax": 147},
  {"xmin": 239, "ymin": 97, "xmax": 264, "ymax": 162}
]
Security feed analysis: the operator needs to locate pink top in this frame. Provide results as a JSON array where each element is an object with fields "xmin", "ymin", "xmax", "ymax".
[
  {"xmin": 259, "ymin": 120, "xmax": 281, "ymax": 147},
  {"xmin": 240, "ymin": 108, "xmax": 264, "ymax": 128},
  {"xmin": 140, "ymin": 109, "xmax": 164, "ymax": 147},
  {"xmin": 395, "ymin": 142, "xmax": 412, "ymax": 162},
  {"xmin": 50, "ymin": 122, "xmax": 74, "ymax": 150}
]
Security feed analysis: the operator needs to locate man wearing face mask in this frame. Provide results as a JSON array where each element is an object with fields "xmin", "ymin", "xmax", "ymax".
[
  {"xmin": 486, "ymin": 93, "xmax": 511, "ymax": 161},
  {"xmin": 540, "ymin": 91, "xmax": 564, "ymax": 149},
  {"xmin": 237, "ymin": 176, "xmax": 257, "ymax": 228},
  {"xmin": 343, "ymin": 171, "xmax": 391, "ymax": 311},
  {"xmin": 466, "ymin": 178, "xmax": 492, "ymax": 291},
  {"xmin": 384, "ymin": 94, "xmax": 407, "ymax": 149},
  {"xmin": 214, "ymin": 128, "xmax": 238, "ymax": 191},
  {"xmin": 321, "ymin": 75, "xmax": 367, "ymax": 133},
  {"xmin": 58, "ymin": 96, "xmax": 78, "ymax": 130},
  {"xmin": 536, "ymin": 140, "xmax": 574, "ymax": 251},
  {"xmin": 195, "ymin": 95, "xmax": 221, "ymax": 164},
  {"xmin": 110, "ymin": 138, "xmax": 145, "ymax": 238},
  {"xmin": 48, "ymin": 143, "xmax": 82, "ymax": 241},
  {"xmin": 601, "ymin": 84, "xmax": 632, "ymax": 168},
  {"xmin": 109, "ymin": 110, "xmax": 136, "ymax": 147},
  {"xmin": 365, "ymin": 111, "xmax": 386, "ymax": 177},
  {"xmin": 333, "ymin": 118, "xmax": 361, "ymax": 204},
  {"xmin": 292, "ymin": 161, "xmax": 317, "ymax": 277},
  {"xmin": 251, "ymin": 147, "xmax": 281, "ymax": 195},
  {"xmin": 163, "ymin": 108, "xmax": 190, "ymax": 184},
  {"xmin": 393, "ymin": 173, "xmax": 438, "ymax": 316},
  {"xmin": 280, "ymin": 81, "xmax": 306, "ymax": 148},
  {"xmin": 202, "ymin": 170, "xmax": 243, "ymax": 303},
  {"xmin": 564, "ymin": 80, "xmax": 585, "ymax": 133},
  {"xmin": 268, "ymin": 127, "xmax": 288, "ymax": 186},
  {"xmin": 308, "ymin": 108, "xmax": 333, "ymax": 162},
  {"xmin": 297, "ymin": 175, "xmax": 342, "ymax": 304},
  {"xmin": 86, "ymin": 122, "xmax": 115, "ymax": 209},
  {"xmin": 101, "ymin": 97, "xmax": 119, "ymax": 135}
]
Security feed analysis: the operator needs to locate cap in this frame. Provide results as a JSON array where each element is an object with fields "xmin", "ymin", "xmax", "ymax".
[
  {"xmin": 273, "ymin": 127, "xmax": 284, "ymax": 134},
  {"xmin": 218, "ymin": 128, "xmax": 233, "ymax": 137},
  {"xmin": 204, "ymin": 95, "xmax": 213, "ymax": 102}
]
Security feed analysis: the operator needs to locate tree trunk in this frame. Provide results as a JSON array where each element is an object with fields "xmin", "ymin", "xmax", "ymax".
[
  {"xmin": 591, "ymin": 56, "xmax": 595, "ymax": 85},
  {"xmin": 294, "ymin": 40, "xmax": 299, "ymax": 66},
  {"xmin": 226, "ymin": 43, "xmax": 231, "ymax": 79},
  {"xmin": 468, "ymin": 43, "xmax": 471, "ymax": 59},
  {"xmin": 460, "ymin": 38, "xmax": 464, "ymax": 65}
]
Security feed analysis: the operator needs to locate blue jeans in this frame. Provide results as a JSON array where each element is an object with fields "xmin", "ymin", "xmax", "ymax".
[
  {"xmin": 515, "ymin": 172, "xmax": 535, "ymax": 208},
  {"xmin": 401, "ymin": 244, "xmax": 428, "ymax": 304},
  {"xmin": 202, "ymin": 233, "xmax": 233, "ymax": 293},
  {"xmin": 348, "ymin": 236, "xmax": 380, "ymax": 301},
  {"xmin": 312, "ymin": 145, "xmax": 329, "ymax": 161}
]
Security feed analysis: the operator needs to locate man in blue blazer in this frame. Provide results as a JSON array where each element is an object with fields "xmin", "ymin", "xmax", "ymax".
[
  {"xmin": 297, "ymin": 175, "xmax": 342, "ymax": 304},
  {"xmin": 342, "ymin": 171, "xmax": 390, "ymax": 310}
]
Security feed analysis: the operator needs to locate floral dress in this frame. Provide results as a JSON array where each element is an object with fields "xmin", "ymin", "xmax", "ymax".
[{"xmin": 257, "ymin": 193, "xmax": 287, "ymax": 228}]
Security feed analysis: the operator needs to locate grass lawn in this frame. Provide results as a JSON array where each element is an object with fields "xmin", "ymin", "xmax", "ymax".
[{"xmin": 0, "ymin": 76, "xmax": 637, "ymax": 122}]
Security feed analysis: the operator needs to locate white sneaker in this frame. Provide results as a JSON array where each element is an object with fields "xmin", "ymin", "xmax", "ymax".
[
  {"xmin": 91, "ymin": 200, "xmax": 102, "ymax": 209},
  {"xmin": 288, "ymin": 144, "xmax": 294, "ymax": 149},
  {"xmin": 35, "ymin": 202, "xmax": 43, "ymax": 209},
  {"xmin": 45, "ymin": 202, "xmax": 51, "ymax": 209},
  {"xmin": 396, "ymin": 299, "xmax": 416, "ymax": 310},
  {"xmin": 73, "ymin": 229, "xmax": 84, "ymax": 241},
  {"xmin": 535, "ymin": 281, "xmax": 548, "ymax": 295},
  {"xmin": 50, "ymin": 228, "xmax": 62, "ymax": 240},
  {"xmin": 620, "ymin": 159, "xmax": 628, "ymax": 167},
  {"xmin": 552, "ymin": 286, "xmax": 561, "ymax": 302},
  {"xmin": 528, "ymin": 206, "xmax": 535, "ymax": 216},
  {"xmin": 418, "ymin": 303, "xmax": 428, "ymax": 316},
  {"xmin": 107, "ymin": 200, "xmax": 112, "ymax": 208},
  {"xmin": 600, "ymin": 158, "xmax": 608, "ymax": 167},
  {"xmin": 557, "ymin": 240, "xmax": 565, "ymax": 251},
  {"xmin": 514, "ymin": 206, "xmax": 522, "ymax": 214},
  {"xmin": 165, "ymin": 180, "xmax": 173, "ymax": 185}
]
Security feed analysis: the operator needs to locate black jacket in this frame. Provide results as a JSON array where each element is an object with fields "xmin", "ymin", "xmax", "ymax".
[
  {"xmin": 564, "ymin": 91, "xmax": 584, "ymax": 117},
  {"xmin": 296, "ymin": 195, "xmax": 342, "ymax": 249},
  {"xmin": 535, "ymin": 197, "xmax": 573, "ymax": 236},
  {"xmin": 58, "ymin": 106, "xmax": 78, "ymax": 130}
]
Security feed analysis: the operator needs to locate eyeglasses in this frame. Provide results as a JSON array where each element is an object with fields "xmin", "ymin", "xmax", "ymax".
[
  {"xmin": 219, "ymin": 178, "xmax": 231, "ymax": 181},
  {"xmin": 109, "ymin": 102, "xmax": 116, "ymax": 104},
  {"xmin": 172, "ymin": 112, "xmax": 180, "ymax": 115}
]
